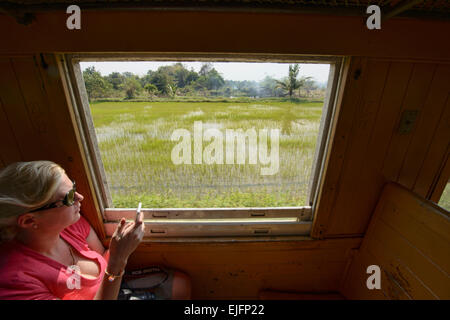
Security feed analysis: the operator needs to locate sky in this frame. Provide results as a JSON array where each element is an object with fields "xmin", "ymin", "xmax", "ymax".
[{"xmin": 80, "ymin": 61, "xmax": 330, "ymax": 84}]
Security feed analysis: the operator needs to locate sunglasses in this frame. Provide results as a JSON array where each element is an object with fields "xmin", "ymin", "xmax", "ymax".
[{"xmin": 30, "ymin": 181, "xmax": 77, "ymax": 213}]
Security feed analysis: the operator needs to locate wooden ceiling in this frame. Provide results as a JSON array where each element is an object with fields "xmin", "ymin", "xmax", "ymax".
[{"xmin": 1, "ymin": 0, "xmax": 449, "ymax": 20}]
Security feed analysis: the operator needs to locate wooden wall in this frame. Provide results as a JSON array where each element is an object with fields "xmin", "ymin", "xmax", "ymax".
[
  {"xmin": 126, "ymin": 237, "xmax": 361, "ymax": 299},
  {"xmin": 312, "ymin": 58, "xmax": 450, "ymax": 238},
  {"xmin": 0, "ymin": 9, "xmax": 449, "ymax": 299},
  {"xmin": 0, "ymin": 11, "xmax": 449, "ymax": 60},
  {"xmin": 0, "ymin": 52, "xmax": 363, "ymax": 300},
  {"xmin": 0, "ymin": 54, "xmax": 106, "ymax": 238},
  {"xmin": 341, "ymin": 183, "xmax": 450, "ymax": 299}
]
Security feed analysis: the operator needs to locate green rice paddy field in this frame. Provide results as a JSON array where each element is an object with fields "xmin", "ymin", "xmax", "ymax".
[{"xmin": 90, "ymin": 100, "xmax": 324, "ymax": 208}]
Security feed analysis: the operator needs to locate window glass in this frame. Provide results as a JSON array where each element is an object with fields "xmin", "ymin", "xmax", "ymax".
[
  {"xmin": 80, "ymin": 61, "xmax": 330, "ymax": 208},
  {"xmin": 438, "ymin": 181, "xmax": 450, "ymax": 211}
]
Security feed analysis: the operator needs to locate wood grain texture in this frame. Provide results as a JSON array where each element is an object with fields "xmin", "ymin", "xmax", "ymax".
[
  {"xmin": 326, "ymin": 60, "xmax": 390, "ymax": 235},
  {"xmin": 125, "ymin": 237, "xmax": 362, "ymax": 299},
  {"xmin": 341, "ymin": 182, "xmax": 450, "ymax": 300},
  {"xmin": 0, "ymin": 57, "xmax": 47, "ymax": 161},
  {"xmin": 382, "ymin": 63, "xmax": 437, "ymax": 183},
  {"xmin": 398, "ymin": 65, "xmax": 450, "ymax": 190},
  {"xmin": 311, "ymin": 57, "xmax": 366, "ymax": 238},
  {"xmin": 0, "ymin": 95, "xmax": 22, "ymax": 165},
  {"xmin": 339, "ymin": 249, "xmax": 388, "ymax": 299},
  {"xmin": 0, "ymin": 54, "xmax": 106, "ymax": 239},
  {"xmin": 317, "ymin": 60, "xmax": 450, "ymax": 237},
  {"xmin": 416, "ymin": 93, "xmax": 450, "ymax": 201},
  {"xmin": 330, "ymin": 61, "xmax": 413, "ymax": 235},
  {"xmin": 36, "ymin": 53, "xmax": 106, "ymax": 239},
  {"xmin": 0, "ymin": 11, "xmax": 449, "ymax": 61},
  {"xmin": 431, "ymin": 153, "xmax": 450, "ymax": 204}
]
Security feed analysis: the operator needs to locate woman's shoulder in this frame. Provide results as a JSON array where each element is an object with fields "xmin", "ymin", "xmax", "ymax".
[
  {"xmin": 0, "ymin": 241, "xmax": 59, "ymax": 288},
  {"xmin": 0, "ymin": 248, "xmax": 59, "ymax": 300}
]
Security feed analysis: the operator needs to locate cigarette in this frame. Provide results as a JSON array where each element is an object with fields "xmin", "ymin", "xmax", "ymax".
[{"xmin": 136, "ymin": 202, "xmax": 142, "ymax": 220}]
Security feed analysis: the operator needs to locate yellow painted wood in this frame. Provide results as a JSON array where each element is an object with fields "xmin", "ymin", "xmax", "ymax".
[{"xmin": 342, "ymin": 183, "xmax": 450, "ymax": 300}]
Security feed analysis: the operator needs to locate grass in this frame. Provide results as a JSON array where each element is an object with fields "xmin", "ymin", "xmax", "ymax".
[
  {"xmin": 90, "ymin": 99, "xmax": 324, "ymax": 208},
  {"xmin": 438, "ymin": 183, "xmax": 450, "ymax": 212}
]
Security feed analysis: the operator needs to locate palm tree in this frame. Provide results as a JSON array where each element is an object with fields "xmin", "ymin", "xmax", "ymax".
[
  {"xmin": 166, "ymin": 83, "xmax": 178, "ymax": 98},
  {"xmin": 276, "ymin": 64, "xmax": 312, "ymax": 98}
]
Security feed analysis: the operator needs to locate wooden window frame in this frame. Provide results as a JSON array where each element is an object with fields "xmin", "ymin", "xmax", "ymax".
[
  {"xmin": 59, "ymin": 52, "xmax": 345, "ymax": 239},
  {"xmin": 431, "ymin": 151, "xmax": 450, "ymax": 209}
]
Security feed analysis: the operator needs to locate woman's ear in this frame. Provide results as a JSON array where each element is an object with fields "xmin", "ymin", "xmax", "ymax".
[{"xmin": 16, "ymin": 213, "xmax": 38, "ymax": 229}]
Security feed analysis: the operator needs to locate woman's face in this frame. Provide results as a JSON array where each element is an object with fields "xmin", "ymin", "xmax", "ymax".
[{"xmin": 31, "ymin": 173, "xmax": 84, "ymax": 233}]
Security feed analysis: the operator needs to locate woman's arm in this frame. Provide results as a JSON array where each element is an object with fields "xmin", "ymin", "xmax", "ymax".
[
  {"xmin": 93, "ymin": 255, "xmax": 128, "ymax": 300},
  {"xmin": 86, "ymin": 227, "xmax": 106, "ymax": 255},
  {"xmin": 85, "ymin": 226, "xmax": 122, "ymax": 300},
  {"xmin": 90, "ymin": 214, "xmax": 145, "ymax": 300}
]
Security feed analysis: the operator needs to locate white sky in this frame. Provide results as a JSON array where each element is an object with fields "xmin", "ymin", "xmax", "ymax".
[{"xmin": 80, "ymin": 61, "xmax": 330, "ymax": 84}]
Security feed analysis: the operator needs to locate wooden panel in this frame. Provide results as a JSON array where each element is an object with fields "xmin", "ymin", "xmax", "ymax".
[
  {"xmin": 328, "ymin": 62, "xmax": 413, "ymax": 236},
  {"xmin": 382, "ymin": 63, "xmax": 437, "ymax": 183},
  {"xmin": 0, "ymin": 11, "xmax": 449, "ymax": 60},
  {"xmin": 369, "ymin": 220, "xmax": 448, "ymax": 299},
  {"xmin": 10, "ymin": 56, "xmax": 62, "ymax": 162},
  {"xmin": 398, "ymin": 65, "xmax": 450, "ymax": 190},
  {"xmin": 431, "ymin": 153, "xmax": 450, "ymax": 204},
  {"xmin": 35, "ymin": 53, "xmax": 106, "ymax": 239},
  {"xmin": 415, "ymin": 95, "xmax": 450, "ymax": 199},
  {"xmin": 341, "ymin": 183, "xmax": 450, "ymax": 300},
  {"xmin": 326, "ymin": 60, "xmax": 389, "ymax": 235},
  {"xmin": 318, "ymin": 60, "xmax": 450, "ymax": 237},
  {"xmin": 311, "ymin": 57, "xmax": 366, "ymax": 238},
  {"xmin": 378, "ymin": 200, "xmax": 450, "ymax": 274},
  {"xmin": 0, "ymin": 96, "xmax": 22, "ymax": 164},
  {"xmin": 342, "ymin": 247, "xmax": 415, "ymax": 300},
  {"xmin": 340, "ymin": 249, "xmax": 387, "ymax": 300},
  {"xmin": 0, "ymin": 53, "xmax": 105, "ymax": 239},
  {"xmin": 126, "ymin": 237, "xmax": 362, "ymax": 299},
  {"xmin": 364, "ymin": 223, "xmax": 438, "ymax": 299},
  {"xmin": 0, "ymin": 57, "xmax": 46, "ymax": 160}
]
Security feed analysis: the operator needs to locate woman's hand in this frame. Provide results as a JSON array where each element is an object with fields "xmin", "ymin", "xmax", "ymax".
[{"xmin": 108, "ymin": 211, "xmax": 145, "ymax": 272}]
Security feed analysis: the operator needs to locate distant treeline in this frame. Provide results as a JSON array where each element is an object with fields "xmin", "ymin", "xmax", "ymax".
[{"xmin": 82, "ymin": 62, "xmax": 327, "ymax": 102}]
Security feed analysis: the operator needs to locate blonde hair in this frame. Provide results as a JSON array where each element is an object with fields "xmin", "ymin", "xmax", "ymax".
[{"xmin": 0, "ymin": 161, "xmax": 65, "ymax": 243}]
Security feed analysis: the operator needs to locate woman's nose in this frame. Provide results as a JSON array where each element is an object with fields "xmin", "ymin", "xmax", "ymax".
[{"xmin": 75, "ymin": 192, "xmax": 84, "ymax": 202}]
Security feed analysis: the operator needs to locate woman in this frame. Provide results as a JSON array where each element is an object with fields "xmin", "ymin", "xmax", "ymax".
[{"xmin": 0, "ymin": 161, "xmax": 191, "ymax": 300}]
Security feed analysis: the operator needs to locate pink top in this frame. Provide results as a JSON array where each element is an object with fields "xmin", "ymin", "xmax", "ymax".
[{"xmin": 0, "ymin": 216, "xmax": 108, "ymax": 300}]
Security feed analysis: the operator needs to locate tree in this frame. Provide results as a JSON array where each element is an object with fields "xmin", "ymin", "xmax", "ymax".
[
  {"xmin": 301, "ymin": 79, "xmax": 319, "ymax": 97},
  {"xmin": 260, "ymin": 76, "xmax": 283, "ymax": 97},
  {"xmin": 144, "ymin": 83, "xmax": 158, "ymax": 98},
  {"xmin": 121, "ymin": 77, "xmax": 142, "ymax": 99},
  {"xmin": 276, "ymin": 64, "xmax": 312, "ymax": 98},
  {"xmin": 199, "ymin": 62, "xmax": 213, "ymax": 76},
  {"xmin": 205, "ymin": 68, "xmax": 225, "ymax": 91},
  {"xmin": 82, "ymin": 67, "xmax": 111, "ymax": 102},
  {"xmin": 172, "ymin": 63, "xmax": 191, "ymax": 88},
  {"xmin": 166, "ymin": 83, "xmax": 178, "ymax": 98},
  {"xmin": 148, "ymin": 67, "xmax": 173, "ymax": 95},
  {"xmin": 193, "ymin": 76, "xmax": 209, "ymax": 96},
  {"xmin": 105, "ymin": 72, "xmax": 125, "ymax": 90},
  {"xmin": 186, "ymin": 69, "xmax": 199, "ymax": 85}
]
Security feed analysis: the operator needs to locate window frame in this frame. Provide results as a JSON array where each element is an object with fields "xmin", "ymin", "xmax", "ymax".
[
  {"xmin": 61, "ymin": 53, "xmax": 345, "ymax": 239},
  {"xmin": 431, "ymin": 153, "xmax": 450, "ymax": 211}
]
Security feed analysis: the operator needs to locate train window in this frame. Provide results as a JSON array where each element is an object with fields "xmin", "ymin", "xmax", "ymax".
[
  {"xmin": 61, "ymin": 54, "xmax": 344, "ymax": 238},
  {"xmin": 438, "ymin": 181, "xmax": 450, "ymax": 212}
]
